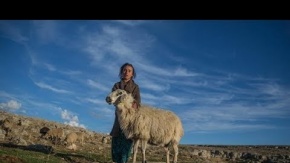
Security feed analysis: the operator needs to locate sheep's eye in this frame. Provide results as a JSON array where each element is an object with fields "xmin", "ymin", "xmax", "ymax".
[{"xmin": 117, "ymin": 92, "xmax": 123, "ymax": 96}]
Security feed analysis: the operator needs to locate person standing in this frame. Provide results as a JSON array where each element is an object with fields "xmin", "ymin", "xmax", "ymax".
[{"xmin": 109, "ymin": 62, "xmax": 141, "ymax": 163}]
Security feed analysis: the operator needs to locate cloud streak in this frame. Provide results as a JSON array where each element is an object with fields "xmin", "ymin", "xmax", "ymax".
[{"xmin": 34, "ymin": 82, "xmax": 71, "ymax": 94}]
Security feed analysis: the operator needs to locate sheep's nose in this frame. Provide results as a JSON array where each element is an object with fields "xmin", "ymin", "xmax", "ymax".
[{"xmin": 106, "ymin": 96, "xmax": 111, "ymax": 103}]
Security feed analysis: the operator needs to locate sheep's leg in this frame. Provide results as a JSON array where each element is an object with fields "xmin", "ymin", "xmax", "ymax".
[
  {"xmin": 164, "ymin": 146, "xmax": 170, "ymax": 163},
  {"xmin": 57, "ymin": 137, "xmax": 61, "ymax": 145},
  {"xmin": 141, "ymin": 140, "xmax": 147, "ymax": 163},
  {"xmin": 132, "ymin": 139, "xmax": 139, "ymax": 163},
  {"xmin": 57, "ymin": 137, "xmax": 62, "ymax": 145},
  {"xmin": 173, "ymin": 143, "xmax": 178, "ymax": 163},
  {"xmin": 52, "ymin": 136, "xmax": 56, "ymax": 145},
  {"xmin": 56, "ymin": 138, "xmax": 59, "ymax": 145}
]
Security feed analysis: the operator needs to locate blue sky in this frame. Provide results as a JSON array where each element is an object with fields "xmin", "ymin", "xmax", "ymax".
[{"xmin": 1, "ymin": 20, "xmax": 290, "ymax": 145}]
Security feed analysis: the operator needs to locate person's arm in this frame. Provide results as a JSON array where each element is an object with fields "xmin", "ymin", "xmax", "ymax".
[
  {"xmin": 132, "ymin": 85, "xmax": 141, "ymax": 108},
  {"xmin": 109, "ymin": 82, "xmax": 121, "ymax": 136},
  {"xmin": 109, "ymin": 111, "xmax": 120, "ymax": 136}
]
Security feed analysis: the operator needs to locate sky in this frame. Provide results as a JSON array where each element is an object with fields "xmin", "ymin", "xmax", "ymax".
[{"xmin": 0, "ymin": 20, "xmax": 290, "ymax": 145}]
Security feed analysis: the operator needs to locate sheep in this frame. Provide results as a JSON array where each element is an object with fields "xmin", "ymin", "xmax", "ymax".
[
  {"xmin": 64, "ymin": 132, "xmax": 78, "ymax": 146},
  {"xmin": 1, "ymin": 118, "xmax": 13, "ymax": 136},
  {"xmin": 39, "ymin": 127, "xmax": 50, "ymax": 138},
  {"xmin": 101, "ymin": 135, "xmax": 110, "ymax": 144},
  {"xmin": 64, "ymin": 131, "xmax": 85, "ymax": 146},
  {"xmin": 66, "ymin": 143, "xmax": 77, "ymax": 151},
  {"xmin": 0, "ymin": 118, "xmax": 19, "ymax": 136},
  {"xmin": 43, "ymin": 128, "xmax": 64, "ymax": 145},
  {"xmin": 76, "ymin": 131, "xmax": 85, "ymax": 145},
  {"xmin": 106, "ymin": 89, "xmax": 184, "ymax": 163}
]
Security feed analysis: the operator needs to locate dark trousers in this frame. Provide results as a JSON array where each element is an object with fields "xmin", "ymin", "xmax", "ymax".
[{"xmin": 111, "ymin": 131, "xmax": 133, "ymax": 163}]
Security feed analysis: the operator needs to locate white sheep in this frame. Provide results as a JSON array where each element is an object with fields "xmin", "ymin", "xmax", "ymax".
[
  {"xmin": 106, "ymin": 89, "xmax": 184, "ymax": 163},
  {"xmin": 64, "ymin": 132, "xmax": 78, "ymax": 146},
  {"xmin": 64, "ymin": 132, "xmax": 85, "ymax": 146},
  {"xmin": 66, "ymin": 143, "xmax": 77, "ymax": 151},
  {"xmin": 76, "ymin": 131, "xmax": 85, "ymax": 145}
]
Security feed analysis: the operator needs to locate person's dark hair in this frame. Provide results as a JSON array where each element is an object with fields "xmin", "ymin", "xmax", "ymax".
[{"xmin": 119, "ymin": 63, "xmax": 137, "ymax": 79}]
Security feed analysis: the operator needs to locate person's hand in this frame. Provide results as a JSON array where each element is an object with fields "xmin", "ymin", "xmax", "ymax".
[{"xmin": 132, "ymin": 102, "xmax": 138, "ymax": 109}]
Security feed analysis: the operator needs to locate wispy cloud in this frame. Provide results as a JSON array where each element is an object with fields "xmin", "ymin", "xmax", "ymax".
[
  {"xmin": 0, "ymin": 91, "xmax": 15, "ymax": 99},
  {"xmin": 252, "ymin": 82, "xmax": 287, "ymax": 97},
  {"xmin": 83, "ymin": 24, "xmax": 154, "ymax": 67},
  {"xmin": 138, "ymin": 63, "xmax": 172, "ymax": 76},
  {"xmin": 87, "ymin": 79, "xmax": 109, "ymax": 92},
  {"xmin": 181, "ymin": 87, "xmax": 290, "ymax": 133},
  {"xmin": 0, "ymin": 21, "xmax": 29, "ymax": 43},
  {"xmin": 91, "ymin": 106, "xmax": 114, "ymax": 118},
  {"xmin": 138, "ymin": 78, "xmax": 170, "ymax": 92},
  {"xmin": 32, "ymin": 20, "xmax": 62, "ymax": 44},
  {"xmin": 34, "ymin": 82, "xmax": 71, "ymax": 94},
  {"xmin": 173, "ymin": 67, "xmax": 199, "ymax": 77},
  {"xmin": 114, "ymin": 20, "xmax": 147, "ymax": 26},
  {"xmin": 84, "ymin": 25, "xmax": 131, "ymax": 63},
  {"xmin": 85, "ymin": 97, "xmax": 105, "ymax": 105},
  {"xmin": 28, "ymin": 51, "xmax": 57, "ymax": 72}
]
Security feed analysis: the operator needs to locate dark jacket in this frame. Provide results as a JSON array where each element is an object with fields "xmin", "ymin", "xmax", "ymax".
[{"xmin": 109, "ymin": 79, "xmax": 141, "ymax": 137}]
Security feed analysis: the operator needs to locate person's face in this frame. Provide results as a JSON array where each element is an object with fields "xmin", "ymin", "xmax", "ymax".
[{"xmin": 122, "ymin": 65, "xmax": 134, "ymax": 81}]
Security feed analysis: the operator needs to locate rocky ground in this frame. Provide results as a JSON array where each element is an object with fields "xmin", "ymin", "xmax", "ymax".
[{"xmin": 0, "ymin": 110, "xmax": 289, "ymax": 163}]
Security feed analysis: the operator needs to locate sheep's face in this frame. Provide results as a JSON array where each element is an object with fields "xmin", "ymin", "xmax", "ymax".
[{"xmin": 106, "ymin": 89, "xmax": 127, "ymax": 105}]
